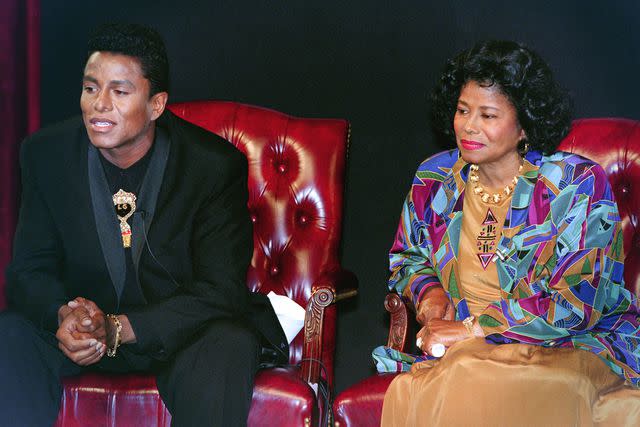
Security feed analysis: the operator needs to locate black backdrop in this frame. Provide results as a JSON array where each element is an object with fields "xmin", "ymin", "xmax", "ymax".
[{"xmin": 40, "ymin": 0, "xmax": 640, "ymax": 393}]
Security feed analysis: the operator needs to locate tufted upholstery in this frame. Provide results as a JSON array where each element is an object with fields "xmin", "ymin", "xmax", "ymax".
[
  {"xmin": 49, "ymin": 101, "xmax": 357, "ymax": 427},
  {"xmin": 333, "ymin": 118, "xmax": 640, "ymax": 427},
  {"xmin": 166, "ymin": 101, "xmax": 355, "ymax": 382}
]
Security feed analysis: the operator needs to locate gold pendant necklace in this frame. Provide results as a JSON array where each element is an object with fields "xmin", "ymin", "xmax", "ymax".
[
  {"xmin": 469, "ymin": 163, "xmax": 522, "ymax": 204},
  {"xmin": 112, "ymin": 189, "xmax": 137, "ymax": 248}
]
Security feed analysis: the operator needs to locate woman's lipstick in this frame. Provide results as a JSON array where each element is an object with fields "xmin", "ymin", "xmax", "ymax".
[{"xmin": 460, "ymin": 139, "xmax": 484, "ymax": 150}]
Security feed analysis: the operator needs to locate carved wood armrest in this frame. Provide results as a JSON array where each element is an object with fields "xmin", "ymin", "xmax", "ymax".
[
  {"xmin": 299, "ymin": 269, "xmax": 358, "ymax": 384},
  {"xmin": 385, "ymin": 293, "xmax": 410, "ymax": 351}
]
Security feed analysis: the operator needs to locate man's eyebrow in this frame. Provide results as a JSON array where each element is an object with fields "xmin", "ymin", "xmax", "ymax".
[
  {"xmin": 108, "ymin": 79, "xmax": 135, "ymax": 88},
  {"xmin": 82, "ymin": 75, "xmax": 99, "ymax": 84},
  {"xmin": 81, "ymin": 76, "xmax": 135, "ymax": 88}
]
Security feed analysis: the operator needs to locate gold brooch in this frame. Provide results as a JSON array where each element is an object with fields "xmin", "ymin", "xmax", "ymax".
[{"xmin": 112, "ymin": 189, "xmax": 136, "ymax": 248}]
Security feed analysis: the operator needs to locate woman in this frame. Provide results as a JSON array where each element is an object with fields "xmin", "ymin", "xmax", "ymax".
[{"xmin": 379, "ymin": 40, "xmax": 640, "ymax": 426}]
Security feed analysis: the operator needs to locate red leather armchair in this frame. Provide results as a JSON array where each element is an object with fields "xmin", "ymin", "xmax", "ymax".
[
  {"xmin": 50, "ymin": 101, "xmax": 357, "ymax": 427},
  {"xmin": 333, "ymin": 118, "xmax": 640, "ymax": 426}
]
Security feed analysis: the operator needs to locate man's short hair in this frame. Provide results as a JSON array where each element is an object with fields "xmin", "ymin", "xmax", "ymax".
[{"xmin": 87, "ymin": 23, "xmax": 170, "ymax": 96}]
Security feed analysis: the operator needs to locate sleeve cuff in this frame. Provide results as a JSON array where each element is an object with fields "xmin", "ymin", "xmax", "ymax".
[
  {"xmin": 413, "ymin": 280, "xmax": 443, "ymax": 306},
  {"xmin": 125, "ymin": 310, "xmax": 169, "ymax": 361},
  {"xmin": 41, "ymin": 302, "xmax": 64, "ymax": 332}
]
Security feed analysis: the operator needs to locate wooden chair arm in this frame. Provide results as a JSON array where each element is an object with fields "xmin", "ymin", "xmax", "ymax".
[
  {"xmin": 385, "ymin": 293, "xmax": 410, "ymax": 351},
  {"xmin": 299, "ymin": 269, "xmax": 358, "ymax": 384}
]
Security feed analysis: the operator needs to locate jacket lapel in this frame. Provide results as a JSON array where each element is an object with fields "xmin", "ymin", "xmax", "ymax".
[
  {"xmin": 131, "ymin": 127, "xmax": 171, "ymax": 272},
  {"xmin": 433, "ymin": 156, "xmax": 467, "ymax": 302},
  {"xmin": 485, "ymin": 151, "xmax": 543, "ymax": 295},
  {"xmin": 494, "ymin": 152, "xmax": 543, "ymax": 267},
  {"xmin": 88, "ymin": 143, "xmax": 126, "ymax": 300}
]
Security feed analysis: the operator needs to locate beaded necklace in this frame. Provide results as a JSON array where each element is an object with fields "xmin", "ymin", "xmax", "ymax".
[{"xmin": 469, "ymin": 163, "xmax": 523, "ymax": 204}]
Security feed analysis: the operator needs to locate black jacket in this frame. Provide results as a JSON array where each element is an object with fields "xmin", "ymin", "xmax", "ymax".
[{"xmin": 6, "ymin": 110, "xmax": 288, "ymax": 363}]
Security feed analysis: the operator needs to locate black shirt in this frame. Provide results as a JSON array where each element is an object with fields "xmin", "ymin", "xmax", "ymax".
[{"xmin": 99, "ymin": 144, "xmax": 154, "ymax": 308}]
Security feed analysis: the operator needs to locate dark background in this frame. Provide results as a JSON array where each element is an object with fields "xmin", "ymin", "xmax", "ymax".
[{"xmin": 40, "ymin": 0, "xmax": 640, "ymax": 393}]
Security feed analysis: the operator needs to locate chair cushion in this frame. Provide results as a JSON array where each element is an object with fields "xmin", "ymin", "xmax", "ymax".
[
  {"xmin": 248, "ymin": 367, "xmax": 320, "ymax": 426},
  {"xmin": 55, "ymin": 367, "xmax": 319, "ymax": 427},
  {"xmin": 333, "ymin": 373, "xmax": 398, "ymax": 427},
  {"xmin": 56, "ymin": 373, "xmax": 168, "ymax": 427}
]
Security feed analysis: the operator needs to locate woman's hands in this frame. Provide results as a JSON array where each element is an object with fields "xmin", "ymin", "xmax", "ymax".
[
  {"xmin": 415, "ymin": 287, "xmax": 484, "ymax": 356},
  {"xmin": 416, "ymin": 320, "xmax": 472, "ymax": 356}
]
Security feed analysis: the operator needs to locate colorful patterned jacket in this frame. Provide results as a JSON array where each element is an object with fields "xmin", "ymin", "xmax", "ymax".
[{"xmin": 389, "ymin": 148, "xmax": 640, "ymax": 386}]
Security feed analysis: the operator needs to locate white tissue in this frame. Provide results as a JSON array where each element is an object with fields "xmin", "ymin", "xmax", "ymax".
[{"xmin": 266, "ymin": 291, "xmax": 306, "ymax": 344}]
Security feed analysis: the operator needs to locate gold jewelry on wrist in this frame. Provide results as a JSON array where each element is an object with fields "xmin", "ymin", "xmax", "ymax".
[
  {"xmin": 106, "ymin": 314, "xmax": 122, "ymax": 357},
  {"xmin": 462, "ymin": 315, "xmax": 475, "ymax": 336}
]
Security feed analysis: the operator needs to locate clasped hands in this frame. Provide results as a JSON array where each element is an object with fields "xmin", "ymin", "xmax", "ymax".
[
  {"xmin": 56, "ymin": 297, "xmax": 114, "ymax": 366},
  {"xmin": 415, "ymin": 286, "xmax": 483, "ymax": 357}
]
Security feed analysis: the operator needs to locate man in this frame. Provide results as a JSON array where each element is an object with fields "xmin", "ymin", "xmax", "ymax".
[{"xmin": 0, "ymin": 23, "xmax": 287, "ymax": 426}]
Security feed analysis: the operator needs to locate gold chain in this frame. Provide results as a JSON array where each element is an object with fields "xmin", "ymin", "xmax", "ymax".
[{"xmin": 469, "ymin": 163, "xmax": 523, "ymax": 204}]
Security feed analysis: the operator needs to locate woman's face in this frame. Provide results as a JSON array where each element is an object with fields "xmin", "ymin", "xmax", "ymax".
[{"xmin": 453, "ymin": 80, "xmax": 525, "ymax": 171}]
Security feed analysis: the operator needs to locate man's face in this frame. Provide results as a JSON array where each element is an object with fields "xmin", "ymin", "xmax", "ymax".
[{"xmin": 81, "ymin": 52, "xmax": 166, "ymax": 156}]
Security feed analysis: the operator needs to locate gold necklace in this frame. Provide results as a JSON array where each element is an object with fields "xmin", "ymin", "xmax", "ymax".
[{"xmin": 469, "ymin": 163, "xmax": 523, "ymax": 204}]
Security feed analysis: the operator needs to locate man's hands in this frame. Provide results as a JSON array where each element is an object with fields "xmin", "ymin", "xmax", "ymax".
[
  {"xmin": 415, "ymin": 287, "xmax": 483, "ymax": 356},
  {"xmin": 56, "ymin": 296, "xmax": 138, "ymax": 366},
  {"xmin": 56, "ymin": 297, "xmax": 106, "ymax": 366}
]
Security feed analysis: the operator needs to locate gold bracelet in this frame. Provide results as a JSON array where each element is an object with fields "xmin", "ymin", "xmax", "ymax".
[
  {"xmin": 106, "ymin": 314, "xmax": 122, "ymax": 357},
  {"xmin": 462, "ymin": 315, "xmax": 475, "ymax": 337}
]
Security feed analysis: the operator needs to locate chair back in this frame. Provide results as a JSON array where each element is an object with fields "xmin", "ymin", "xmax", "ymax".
[
  {"xmin": 558, "ymin": 118, "xmax": 640, "ymax": 297},
  {"xmin": 168, "ymin": 101, "xmax": 349, "ymax": 379}
]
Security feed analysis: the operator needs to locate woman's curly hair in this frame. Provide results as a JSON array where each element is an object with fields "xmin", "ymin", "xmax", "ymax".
[{"xmin": 430, "ymin": 40, "xmax": 573, "ymax": 155}]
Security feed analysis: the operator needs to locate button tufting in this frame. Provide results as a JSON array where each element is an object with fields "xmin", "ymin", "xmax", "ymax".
[
  {"xmin": 299, "ymin": 214, "xmax": 308, "ymax": 224},
  {"xmin": 277, "ymin": 162, "xmax": 288, "ymax": 174},
  {"xmin": 270, "ymin": 265, "xmax": 280, "ymax": 276},
  {"xmin": 250, "ymin": 214, "xmax": 257, "ymax": 223},
  {"xmin": 622, "ymin": 186, "xmax": 630, "ymax": 195}
]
